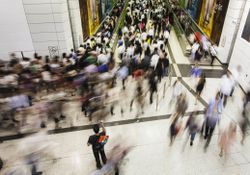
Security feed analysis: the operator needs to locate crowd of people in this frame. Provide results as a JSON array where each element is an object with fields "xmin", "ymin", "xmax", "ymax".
[{"xmin": 0, "ymin": 0, "xmax": 250, "ymax": 174}]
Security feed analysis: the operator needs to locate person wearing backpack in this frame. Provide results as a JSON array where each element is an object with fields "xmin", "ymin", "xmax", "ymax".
[{"xmin": 88, "ymin": 122, "xmax": 108, "ymax": 169}]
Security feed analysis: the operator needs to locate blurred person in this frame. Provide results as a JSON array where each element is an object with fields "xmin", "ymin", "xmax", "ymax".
[
  {"xmin": 163, "ymin": 29, "xmax": 170, "ymax": 45},
  {"xmin": 170, "ymin": 79, "xmax": 183, "ymax": 104},
  {"xmin": 220, "ymin": 71, "xmax": 234, "ymax": 107},
  {"xmin": 185, "ymin": 111, "xmax": 200, "ymax": 146},
  {"xmin": 88, "ymin": 122, "xmax": 108, "ymax": 169},
  {"xmin": 169, "ymin": 116, "xmax": 182, "ymax": 145},
  {"xmin": 230, "ymin": 65, "xmax": 242, "ymax": 97},
  {"xmin": 240, "ymin": 90, "xmax": 250, "ymax": 144},
  {"xmin": 201, "ymin": 35, "xmax": 210, "ymax": 59},
  {"xmin": 0, "ymin": 157, "xmax": 3, "ymax": 171},
  {"xmin": 7, "ymin": 92, "xmax": 31, "ymax": 124},
  {"xmin": 209, "ymin": 43, "xmax": 217, "ymax": 66},
  {"xmin": 194, "ymin": 45, "xmax": 203, "ymax": 63},
  {"xmin": 174, "ymin": 92, "xmax": 188, "ymax": 118},
  {"xmin": 190, "ymin": 63, "xmax": 202, "ymax": 79},
  {"xmin": 191, "ymin": 41, "xmax": 200, "ymax": 61},
  {"xmin": 130, "ymin": 79, "xmax": 145, "ymax": 117},
  {"xmin": 218, "ymin": 122, "xmax": 236, "ymax": 158},
  {"xmin": 195, "ymin": 73, "xmax": 206, "ymax": 105},
  {"xmin": 91, "ymin": 143, "xmax": 131, "ymax": 175},
  {"xmin": 204, "ymin": 92, "xmax": 223, "ymax": 150},
  {"xmin": 117, "ymin": 65, "xmax": 129, "ymax": 90},
  {"xmin": 149, "ymin": 71, "xmax": 158, "ymax": 104},
  {"xmin": 150, "ymin": 48, "xmax": 159, "ymax": 70}
]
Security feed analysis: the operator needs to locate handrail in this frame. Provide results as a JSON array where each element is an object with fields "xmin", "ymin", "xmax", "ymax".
[{"xmin": 112, "ymin": 0, "xmax": 130, "ymax": 52}]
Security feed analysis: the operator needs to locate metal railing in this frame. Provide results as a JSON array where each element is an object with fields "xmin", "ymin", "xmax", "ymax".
[{"xmin": 155, "ymin": 65, "xmax": 173, "ymax": 111}]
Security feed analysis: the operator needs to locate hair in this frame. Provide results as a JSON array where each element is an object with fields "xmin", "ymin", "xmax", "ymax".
[{"xmin": 93, "ymin": 124, "xmax": 100, "ymax": 134}]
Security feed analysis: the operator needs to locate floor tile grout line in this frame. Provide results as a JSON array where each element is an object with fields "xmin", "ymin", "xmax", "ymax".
[
  {"xmin": 166, "ymin": 38, "xmax": 208, "ymax": 107},
  {"xmin": 0, "ymin": 111, "xmax": 205, "ymax": 142}
]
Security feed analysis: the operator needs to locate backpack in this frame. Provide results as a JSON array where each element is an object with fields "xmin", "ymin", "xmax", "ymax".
[{"xmin": 98, "ymin": 135, "xmax": 109, "ymax": 146}]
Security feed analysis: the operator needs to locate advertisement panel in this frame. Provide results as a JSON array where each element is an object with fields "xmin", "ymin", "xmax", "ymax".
[
  {"xmin": 87, "ymin": 0, "xmax": 100, "ymax": 36},
  {"xmin": 101, "ymin": 0, "xmax": 112, "ymax": 19},
  {"xmin": 187, "ymin": 0, "xmax": 200, "ymax": 21},
  {"xmin": 185, "ymin": 0, "xmax": 229, "ymax": 44},
  {"xmin": 242, "ymin": 10, "xmax": 250, "ymax": 43},
  {"xmin": 198, "ymin": 0, "xmax": 216, "ymax": 37}
]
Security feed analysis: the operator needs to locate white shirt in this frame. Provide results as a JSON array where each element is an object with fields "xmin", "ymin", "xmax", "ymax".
[
  {"xmin": 42, "ymin": 71, "xmax": 51, "ymax": 82},
  {"xmin": 148, "ymin": 29, "xmax": 154, "ymax": 36},
  {"xmin": 118, "ymin": 45, "xmax": 125, "ymax": 55},
  {"xmin": 97, "ymin": 53, "xmax": 109, "ymax": 65},
  {"xmin": 143, "ymin": 42, "xmax": 149, "ymax": 50},
  {"xmin": 122, "ymin": 26, "xmax": 129, "ymax": 34},
  {"xmin": 220, "ymin": 75, "xmax": 234, "ymax": 95},
  {"xmin": 164, "ymin": 30, "xmax": 170, "ymax": 39},
  {"xmin": 127, "ymin": 46, "xmax": 134, "ymax": 57},
  {"xmin": 150, "ymin": 54, "xmax": 159, "ymax": 69},
  {"xmin": 141, "ymin": 32, "xmax": 147, "ymax": 41},
  {"xmin": 158, "ymin": 40, "xmax": 165, "ymax": 49},
  {"xmin": 231, "ymin": 68, "xmax": 240, "ymax": 85},
  {"xmin": 210, "ymin": 45, "xmax": 217, "ymax": 56},
  {"xmin": 20, "ymin": 61, "xmax": 30, "ymax": 68}
]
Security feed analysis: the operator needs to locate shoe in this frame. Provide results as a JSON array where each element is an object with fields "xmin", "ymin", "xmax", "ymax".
[{"xmin": 190, "ymin": 141, "xmax": 193, "ymax": 146}]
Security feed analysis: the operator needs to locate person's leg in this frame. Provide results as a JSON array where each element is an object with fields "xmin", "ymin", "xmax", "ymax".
[
  {"xmin": 150, "ymin": 90, "xmax": 153, "ymax": 104},
  {"xmin": 190, "ymin": 132, "xmax": 196, "ymax": 146},
  {"xmin": 130, "ymin": 99, "xmax": 134, "ymax": 111},
  {"xmin": 115, "ymin": 165, "xmax": 119, "ymax": 175},
  {"xmin": 210, "ymin": 56, "xmax": 215, "ymax": 66},
  {"xmin": 223, "ymin": 95, "xmax": 228, "ymax": 107},
  {"xmin": 204, "ymin": 122, "xmax": 209, "ymax": 139},
  {"xmin": 230, "ymin": 87, "xmax": 235, "ymax": 97},
  {"xmin": 100, "ymin": 149, "xmax": 107, "ymax": 164},
  {"xmin": 122, "ymin": 78, "xmax": 126, "ymax": 90},
  {"xmin": 206, "ymin": 125, "xmax": 215, "ymax": 148},
  {"xmin": 110, "ymin": 105, "xmax": 114, "ymax": 115},
  {"xmin": 93, "ymin": 150, "xmax": 102, "ymax": 169}
]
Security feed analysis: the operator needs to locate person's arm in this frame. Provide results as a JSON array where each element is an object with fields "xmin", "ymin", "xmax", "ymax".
[
  {"xmin": 87, "ymin": 137, "xmax": 91, "ymax": 146},
  {"xmin": 99, "ymin": 121, "xmax": 106, "ymax": 134}
]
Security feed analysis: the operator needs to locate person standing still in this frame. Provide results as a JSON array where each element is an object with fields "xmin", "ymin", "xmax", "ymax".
[{"xmin": 88, "ymin": 122, "xmax": 107, "ymax": 169}]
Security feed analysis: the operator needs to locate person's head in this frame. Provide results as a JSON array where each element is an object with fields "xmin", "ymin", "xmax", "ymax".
[
  {"xmin": 93, "ymin": 124, "xmax": 100, "ymax": 134},
  {"xmin": 237, "ymin": 65, "xmax": 242, "ymax": 72},
  {"xmin": 154, "ymin": 47, "xmax": 158, "ymax": 53},
  {"xmin": 62, "ymin": 53, "xmax": 67, "ymax": 58}
]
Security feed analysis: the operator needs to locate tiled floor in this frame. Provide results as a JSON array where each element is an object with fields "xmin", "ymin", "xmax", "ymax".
[{"xmin": 0, "ymin": 30, "xmax": 249, "ymax": 175}]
